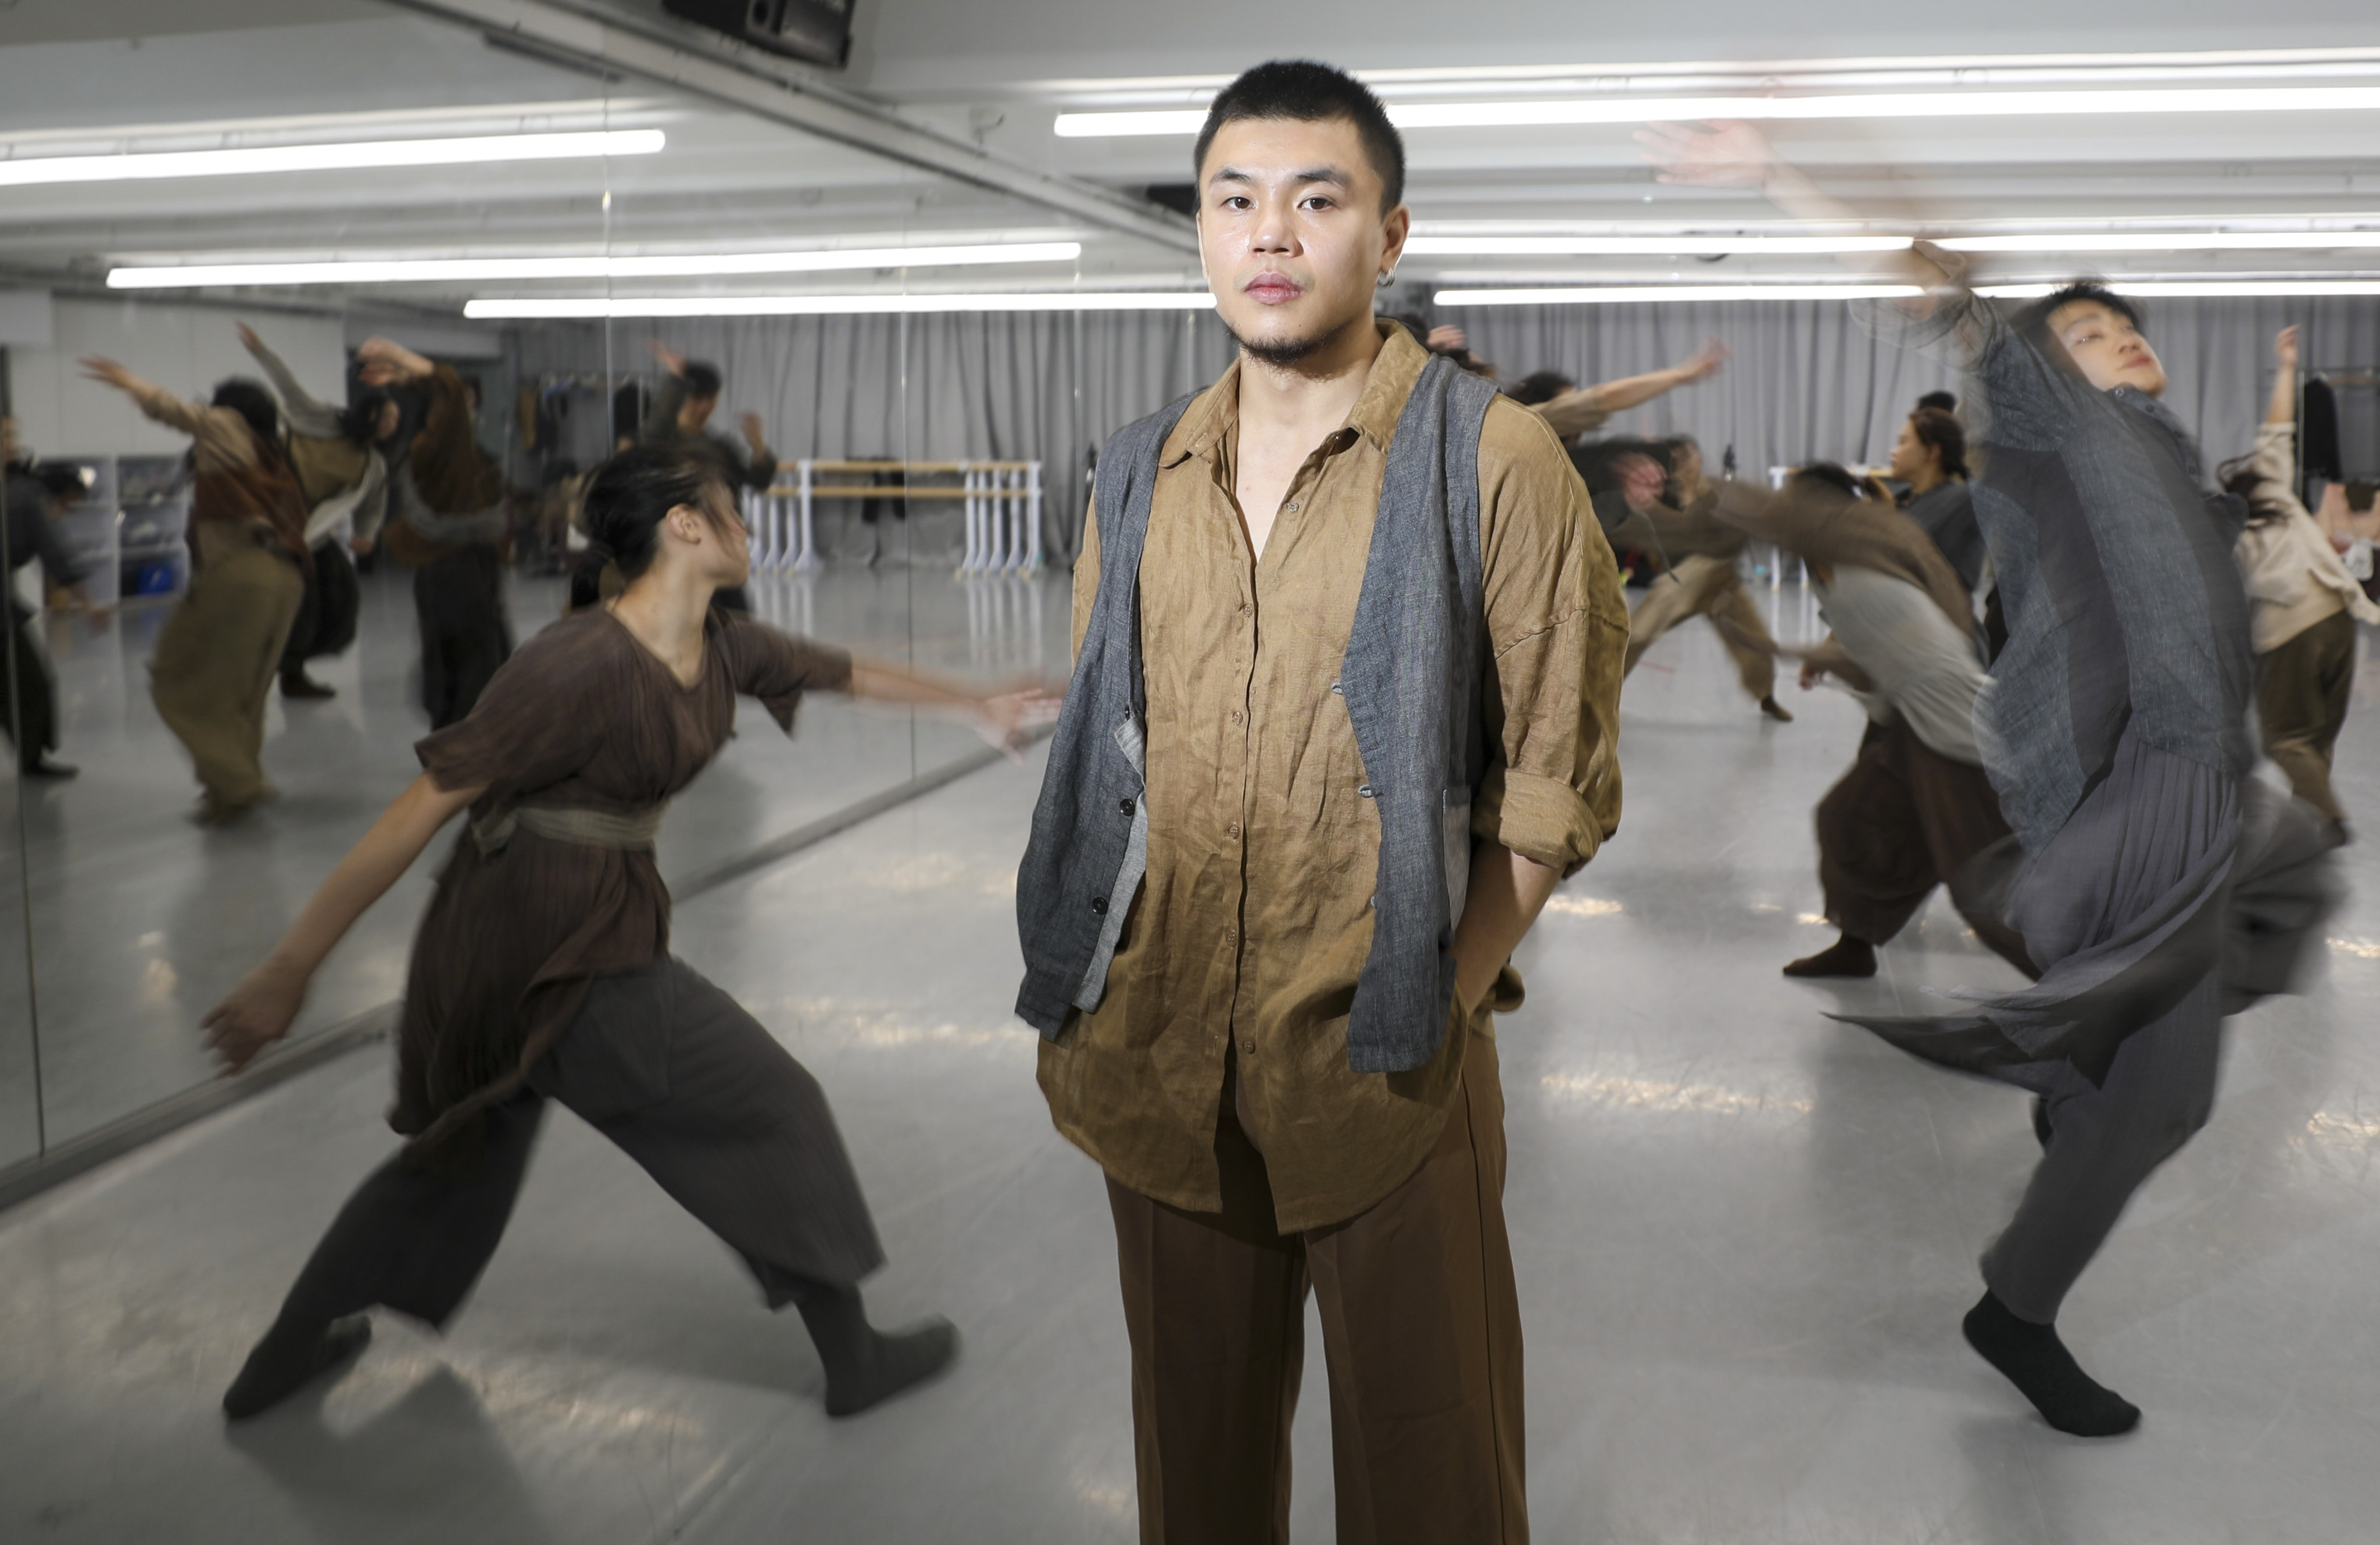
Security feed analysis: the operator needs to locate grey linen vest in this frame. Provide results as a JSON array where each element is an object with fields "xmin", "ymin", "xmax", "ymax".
[{"xmin": 1014, "ymin": 352, "xmax": 1499, "ymax": 1074}]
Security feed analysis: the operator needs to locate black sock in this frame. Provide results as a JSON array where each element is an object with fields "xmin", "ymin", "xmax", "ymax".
[
  {"xmin": 1962, "ymin": 1291, "xmax": 2139, "ymax": 1436},
  {"xmin": 222, "ymin": 1314, "xmax": 373, "ymax": 1421},
  {"xmin": 792, "ymin": 1282, "xmax": 958, "ymax": 1418}
]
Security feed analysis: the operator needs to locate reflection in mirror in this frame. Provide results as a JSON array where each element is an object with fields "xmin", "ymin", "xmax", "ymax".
[
  {"xmin": 1, "ymin": 430, "xmax": 48, "ymax": 1169},
  {"xmin": 0, "ymin": 0, "xmax": 1218, "ymax": 1163}
]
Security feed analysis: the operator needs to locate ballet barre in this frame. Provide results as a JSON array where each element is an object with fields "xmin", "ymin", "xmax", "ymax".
[{"xmin": 742, "ymin": 459, "xmax": 1044, "ymax": 574}]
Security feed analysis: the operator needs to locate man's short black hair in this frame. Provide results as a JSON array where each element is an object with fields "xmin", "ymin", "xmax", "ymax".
[
  {"xmin": 1193, "ymin": 60, "xmax": 1405, "ymax": 211},
  {"xmin": 1916, "ymin": 389, "xmax": 1956, "ymax": 414},
  {"xmin": 2017, "ymin": 281, "xmax": 2142, "ymax": 341},
  {"xmin": 1505, "ymin": 370, "xmax": 1577, "ymax": 407},
  {"xmin": 682, "ymin": 362, "xmax": 724, "ymax": 400}
]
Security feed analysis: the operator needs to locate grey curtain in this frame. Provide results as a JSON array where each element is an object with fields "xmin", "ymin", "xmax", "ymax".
[{"xmin": 503, "ymin": 296, "xmax": 2380, "ymax": 565}]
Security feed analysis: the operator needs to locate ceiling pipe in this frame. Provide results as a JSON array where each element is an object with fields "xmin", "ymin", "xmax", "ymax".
[{"xmin": 373, "ymin": 0, "xmax": 1200, "ymax": 255}]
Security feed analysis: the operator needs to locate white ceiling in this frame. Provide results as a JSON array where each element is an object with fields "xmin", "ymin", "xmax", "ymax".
[{"xmin": 2, "ymin": 0, "xmax": 2377, "ymax": 316}]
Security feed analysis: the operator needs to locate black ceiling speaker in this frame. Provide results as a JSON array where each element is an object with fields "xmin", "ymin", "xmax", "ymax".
[{"xmin": 661, "ymin": 0, "xmax": 855, "ymax": 69}]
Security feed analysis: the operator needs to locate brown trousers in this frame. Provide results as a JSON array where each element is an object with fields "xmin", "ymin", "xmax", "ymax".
[
  {"xmin": 149, "ymin": 544, "xmax": 304, "ymax": 808},
  {"xmin": 2255, "ymin": 607, "xmax": 2357, "ymax": 825},
  {"xmin": 1623, "ymin": 552, "xmax": 1777, "ymax": 701},
  {"xmin": 1817, "ymin": 717, "xmax": 2034, "ymax": 972},
  {"xmin": 1105, "ymin": 1027, "xmax": 1526, "ymax": 1545}
]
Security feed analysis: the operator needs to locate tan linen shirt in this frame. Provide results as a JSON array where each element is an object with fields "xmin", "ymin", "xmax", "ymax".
[
  {"xmin": 1037, "ymin": 326, "xmax": 1627, "ymax": 1231},
  {"xmin": 2234, "ymin": 421, "xmax": 2380, "ymax": 652}
]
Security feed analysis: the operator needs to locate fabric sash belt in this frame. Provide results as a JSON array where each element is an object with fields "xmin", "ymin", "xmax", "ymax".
[{"xmin": 471, "ymin": 802, "xmax": 667, "ymax": 856}]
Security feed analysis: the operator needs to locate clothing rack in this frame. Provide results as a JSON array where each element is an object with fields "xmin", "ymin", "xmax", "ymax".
[{"xmin": 742, "ymin": 459, "xmax": 1044, "ymax": 575}]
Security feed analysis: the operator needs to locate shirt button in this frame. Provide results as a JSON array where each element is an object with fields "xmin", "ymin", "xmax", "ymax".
[
  {"xmin": 1225, "ymin": 927, "xmax": 1238, "ymax": 945},
  {"xmin": 1230, "ymin": 709, "xmax": 1244, "ymax": 725},
  {"xmin": 1090, "ymin": 896, "xmax": 1108, "ymax": 915},
  {"xmin": 1241, "ymin": 1038, "xmax": 1256, "ymax": 1055},
  {"xmin": 1119, "ymin": 797, "xmax": 1134, "ymax": 815},
  {"xmin": 1227, "ymin": 822, "xmax": 1241, "ymax": 839},
  {"xmin": 1283, "ymin": 501, "xmax": 1300, "ymax": 513},
  {"xmin": 1239, "ymin": 604, "xmax": 1252, "ymax": 619},
  {"xmin": 1357, "ymin": 783, "xmax": 1375, "ymax": 798}
]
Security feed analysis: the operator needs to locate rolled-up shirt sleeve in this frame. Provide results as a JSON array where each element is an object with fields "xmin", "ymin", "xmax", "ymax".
[{"xmin": 1470, "ymin": 399, "xmax": 1627, "ymax": 875}]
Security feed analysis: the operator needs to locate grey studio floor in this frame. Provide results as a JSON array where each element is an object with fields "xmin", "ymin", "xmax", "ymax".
[{"xmin": 7, "ymin": 569, "xmax": 2380, "ymax": 1543}]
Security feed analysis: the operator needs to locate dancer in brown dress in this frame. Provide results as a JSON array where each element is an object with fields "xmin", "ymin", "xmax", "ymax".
[{"xmin": 204, "ymin": 445, "xmax": 1048, "ymax": 1421}]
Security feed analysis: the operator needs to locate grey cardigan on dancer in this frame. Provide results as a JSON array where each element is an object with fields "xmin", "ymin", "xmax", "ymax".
[{"xmin": 1016, "ymin": 355, "xmax": 1499, "ymax": 1075}]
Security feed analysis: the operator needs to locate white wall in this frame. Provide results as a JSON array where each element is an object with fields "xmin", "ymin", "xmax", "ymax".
[{"xmin": 5, "ymin": 299, "xmax": 346, "ymax": 461}]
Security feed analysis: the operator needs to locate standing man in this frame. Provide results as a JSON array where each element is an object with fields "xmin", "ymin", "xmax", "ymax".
[
  {"xmin": 2, "ymin": 427, "xmax": 108, "ymax": 779},
  {"xmin": 1017, "ymin": 61, "xmax": 1626, "ymax": 1540},
  {"xmin": 640, "ymin": 343, "xmax": 778, "ymax": 612}
]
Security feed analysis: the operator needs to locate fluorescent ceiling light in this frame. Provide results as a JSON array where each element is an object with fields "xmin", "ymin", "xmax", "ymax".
[
  {"xmin": 1406, "ymin": 235, "xmax": 1912, "ymax": 256},
  {"xmin": 1942, "ymin": 233, "xmax": 2380, "ymax": 253},
  {"xmin": 465, "ymin": 292, "xmax": 1216, "ymax": 319},
  {"xmin": 108, "ymin": 243, "xmax": 1082, "ymax": 289},
  {"xmin": 1977, "ymin": 280, "xmax": 2380, "ymax": 298},
  {"xmin": 1055, "ymin": 85, "xmax": 2380, "ymax": 136},
  {"xmin": 0, "ymin": 129, "xmax": 664, "ymax": 189},
  {"xmin": 1435, "ymin": 285, "xmax": 1924, "ymax": 305}
]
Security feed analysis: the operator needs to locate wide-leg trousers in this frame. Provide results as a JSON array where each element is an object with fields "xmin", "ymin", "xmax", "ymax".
[
  {"xmin": 149, "ymin": 545, "xmax": 303, "ymax": 807},
  {"xmin": 1623, "ymin": 553, "xmax": 1777, "ymax": 702},
  {"xmin": 1104, "ymin": 1025, "xmax": 1526, "ymax": 1545},
  {"xmin": 2254, "ymin": 607, "xmax": 2356, "ymax": 825},
  {"xmin": 269, "ymin": 958, "xmax": 885, "ymax": 1333},
  {"xmin": 413, "ymin": 546, "xmax": 513, "ymax": 730}
]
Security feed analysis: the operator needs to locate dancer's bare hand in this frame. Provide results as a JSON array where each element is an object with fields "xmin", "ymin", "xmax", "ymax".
[
  {"xmin": 1612, "ymin": 452, "xmax": 1668, "ymax": 511},
  {"xmin": 355, "ymin": 337, "xmax": 433, "ymax": 387},
  {"xmin": 202, "ymin": 963, "xmax": 309, "ymax": 1074},
  {"xmin": 1675, "ymin": 336, "xmax": 1730, "ymax": 382},
  {"xmin": 2274, "ymin": 324, "xmax": 2300, "ymax": 371},
  {"xmin": 236, "ymin": 321, "xmax": 264, "ymax": 355},
  {"xmin": 739, "ymin": 412, "xmax": 768, "ymax": 451},
  {"xmin": 78, "ymin": 356, "xmax": 148, "ymax": 396},
  {"xmin": 1799, "ymin": 660, "xmax": 1828, "ymax": 690},
  {"xmin": 1637, "ymin": 119, "xmax": 1780, "ymax": 189},
  {"xmin": 1426, "ymin": 325, "xmax": 1469, "ymax": 353},
  {"xmin": 973, "ymin": 685, "xmax": 1065, "ymax": 760},
  {"xmin": 649, "ymin": 338, "xmax": 687, "ymax": 375}
]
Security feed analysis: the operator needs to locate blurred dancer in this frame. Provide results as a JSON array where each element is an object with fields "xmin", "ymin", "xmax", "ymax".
[
  {"xmin": 205, "ymin": 446, "xmax": 1047, "ymax": 1423},
  {"xmin": 1, "ymin": 432, "xmax": 108, "ymax": 778},
  {"xmin": 640, "ymin": 341, "xmax": 778, "ymax": 613},
  {"xmin": 1713, "ymin": 464, "xmax": 2029, "ymax": 977},
  {"xmin": 81, "ymin": 358, "xmax": 310, "ymax": 824},
  {"xmin": 2223, "ymin": 324, "xmax": 2378, "ymax": 841},
  {"xmin": 1017, "ymin": 62, "xmax": 1624, "ymax": 1542},
  {"xmin": 238, "ymin": 324, "xmax": 390, "ymax": 700},
  {"xmin": 1617, "ymin": 435, "xmax": 1794, "ymax": 721},
  {"xmin": 1890, "ymin": 405, "xmax": 1985, "ymax": 593},
  {"xmin": 1649, "ymin": 120, "xmax": 2335, "ymax": 1438},
  {"xmin": 1501, "ymin": 336, "xmax": 1729, "ymax": 441},
  {"xmin": 360, "ymin": 338, "xmax": 513, "ymax": 728}
]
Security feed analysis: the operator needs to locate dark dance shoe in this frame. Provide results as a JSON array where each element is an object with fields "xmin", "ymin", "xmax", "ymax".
[
  {"xmin": 20, "ymin": 758, "xmax": 78, "ymax": 779},
  {"xmin": 222, "ymin": 1314, "xmax": 374, "ymax": 1421},
  {"xmin": 1783, "ymin": 934, "xmax": 1876, "ymax": 978},
  {"xmin": 280, "ymin": 673, "xmax": 337, "ymax": 700},
  {"xmin": 1759, "ymin": 695, "xmax": 1795, "ymax": 723},
  {"xmin": 825, "ymin": 1318, "xmax": 960, "ymax": 1418},
  {"xmin": 1962, "ymin": 1292, "xmax": 2139, "ymax": 1437}
]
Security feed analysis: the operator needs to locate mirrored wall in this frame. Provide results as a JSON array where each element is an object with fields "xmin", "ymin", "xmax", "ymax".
[{"xmin": 0, "ymin": 0, "xmax": 1217, "ymax": 1180}]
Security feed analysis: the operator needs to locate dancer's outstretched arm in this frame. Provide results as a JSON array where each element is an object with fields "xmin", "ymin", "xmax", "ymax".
[
  {"xmin": 1638, "ymin": 120, "xmax": 1953, "ymax": 307},
  {"xmin": 202, "ymin": 773, "xmax": 486, "ymax": 1073},
  {"xmin": 844, "ymin": 658, "xmax": 1061, "ymax": 757}
]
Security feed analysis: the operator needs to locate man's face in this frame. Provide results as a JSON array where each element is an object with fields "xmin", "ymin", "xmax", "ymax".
[
  {"xmin": 2049, "ymin": 300, "xmax": 2167, "ymax": 398},
  {"xmin": 1197, "ymin": 115, "xmax": 1407, "ymax": 367}
]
